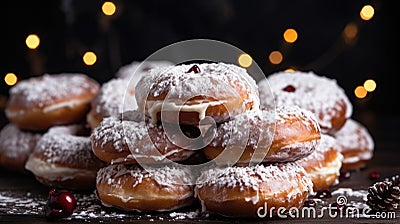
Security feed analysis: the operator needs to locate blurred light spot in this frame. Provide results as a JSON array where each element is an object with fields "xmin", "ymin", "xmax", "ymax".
[
  {"xmin": 343, "ymin": 23, "xmax": 358, "ymax": 43},
  {"xmin": 238, "ymin": 53, "xmax": 253, "ymax": 68},
  {"xmin": 26, "ymin": 34, "xmax": 40, "ymax": 49},
  {"xmin": 283, "ymin": 28, "xmax": 298, "ymax": 43},
  {"xmin": 360, "ymin": 5, "xmax": 374, "ymax": 20},
  {"xmin": 83, "ymin": 51, "xmax": 97, "ymax": 66},
  {"xmin": 269, "ymin": 51, "xmax": 283, "ymax": 65},
  {"xmin": 4, "ymin": 73, "xmax": 18, "ymax": 86},
  {"xmin": 284, "ymin": 68, "xmax": 296, "ymax": 72},
  {"xmin": 102, "ymin": 2, "xmax": 116, "ymax": 16},
  {"xmin": 354, "ymin": 86, "xmax": 367, "ymax": 98},
  {"xmin": 364, "ymin": 79, "xmax": 376, "ymax": 92}
]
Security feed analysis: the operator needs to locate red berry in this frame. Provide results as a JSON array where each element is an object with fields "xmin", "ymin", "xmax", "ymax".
[
  {"xmin": 45, "ymin": 189, "xmax": 76, "ymax": 220},
  {"xmin": 186, "ymin": 65, "xmax": 201, "ymax": 73},
  {"xmin": 283, "ymin": 85, "xmax": 296, "ymax": 92},
  {"xmin": 368, "ymin": 172, "xmax": 381, "ymax": 180}
]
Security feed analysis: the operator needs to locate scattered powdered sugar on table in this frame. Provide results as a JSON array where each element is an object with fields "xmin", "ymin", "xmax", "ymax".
[
  {"xmin": 169, "ymin": 209, "xmax": 201, "ymax": 220},
  {"xmin": 0, "ymin": 191, "xmax": 45, "ymax": 215}
]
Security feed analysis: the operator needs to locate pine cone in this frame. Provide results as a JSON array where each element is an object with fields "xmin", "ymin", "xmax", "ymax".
[
  {"xmin": 367, "ymin": 180, "xmax": 400, "ymax": 211},
  {"xmin": 385, "ymin": 175, "xmax": 400, "ymax": 187}
]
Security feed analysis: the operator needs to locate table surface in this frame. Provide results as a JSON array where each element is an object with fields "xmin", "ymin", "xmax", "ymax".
[{"xmin": 1, "ymin": 114, "xmax": 400, "ymax": 223}]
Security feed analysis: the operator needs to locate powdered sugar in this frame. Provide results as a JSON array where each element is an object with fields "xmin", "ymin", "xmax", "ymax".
[
  {"xmin": 115, "ymin": 60, "xmax": 173, "ymax": 83},
  {"xmin": 333, "ymin": 119, "xmax": 374, "ymax": 153},
  {"xmin": 30, "ymin": 125, "xmax": 103, "ymax": 169},
  {"xmin": 196, "ymin": 163, "xmax": 313, "ymax": 203},
  {"xmin": 135, "ymin": 62, "xmax": 259, "ymax": 113},
  {"xmin": 97, "ymin": 164, "xmax": 194, "ymax": 187},
  {"xmin": 258, "ymin": 71, "xmax": 352, "ymax": 132},
  {"xmin": 91, "ymin": 78, "xmax": 138, "ymax": 117},
  {"xmin": 0, "ymin": 123, "xmax": 42, "ymax": 160},
  {"xmin": 7, "ymin": 73, "xmax": 99, "ymax": 108}
]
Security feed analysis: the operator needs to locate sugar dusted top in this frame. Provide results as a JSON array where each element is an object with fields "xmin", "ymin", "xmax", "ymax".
[
  {"xmin": 259, "ymin": 71, "xmax": 352, "ymax": 131},
  {"xmin": 333, "ymin": 119, "xmax": 374, "ymax": 152},
  {"xmin": 7, "ymin": 73, "xmax": 99, "ymax": 108},
  {"xmin": 135, "ymin": 62, "xmax": 259, "ymax": 107}
]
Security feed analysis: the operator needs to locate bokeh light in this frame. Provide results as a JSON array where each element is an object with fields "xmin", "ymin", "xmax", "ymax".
[
  {"xmin": 354, "ymin": 86, "xmax": 367, "ymax": 98},
  {"xmin": 269, "ymin": 51, "xmax": 283, "ymax": 64},
  {"xmin": 102, "ymin": 2, "xmax": 116, "ymax": 16},
  {"xmin": 83, "ymin": 51, "xmax": 97, "ymax": 66},
  {"xmin": 360, "ymin": 5, "xmax": 374, "ymax": 21},
  {"xmin": 364, "ymin": 79, "xmax": 376, "ymax": 92},
  {"xmin": 343, "ymin": 23, "xmax": 358, "ymax": 43},
  {"xmin": 238, "ymin": 53, "xmax": 253, "ymax": 68},
  {"xmin": 283, "ymin": 28, "xmax": 298, "ymax": 43},
  {"xmin": 25, "ymin": 34, "xmax": 40, "ymax": 49},
  {"xmin": 4, "ymin": 73, "xmax": 18, "ymax": 86},
  {"xmin": 284, "ymin": 68, "xmax": 296, "ymax": 72}
]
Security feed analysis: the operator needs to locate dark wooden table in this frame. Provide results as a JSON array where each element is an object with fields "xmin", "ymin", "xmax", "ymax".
[{"xmin": 1, "ymin": 114, "xmax": 400, "ymax": 223}]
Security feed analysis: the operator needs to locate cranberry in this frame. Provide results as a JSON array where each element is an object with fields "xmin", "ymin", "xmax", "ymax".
[
  {"xmin": 368, "ymin": 172, "xmax": 381, "ymax": 180},
  {"xmin": 45, "ymin": 189, "xmax": 77, "ymax": 220},
  {"xmin": 186, "ymin": 65, "xmax": 201, "ymax": 73},
  {"xmin": 339, "ymin": 170, "xmax": 351, "ymax": 182},
  {"xmin": 303, "ymin": 199, "xmax": 316, "ymax": 207},
  {"xmin": 282, "ymin": 85, "xmax": 295, "ymax": 92},
  {"xmin": 315, "ymin": 190, "xmax": 332, "ymax": 199}
]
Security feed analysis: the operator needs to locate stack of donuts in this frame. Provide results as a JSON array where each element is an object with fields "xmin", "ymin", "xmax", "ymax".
[
  {"xmin": 0, "ymin": 73, "xmax": 105, "ymax": 190},
  {"xmin": 91, "ymin": 62, "xmax": 356, "ymax": 218},
  {"xmin": 0, "ymin": 61, "xmax": 375, "ymax": 218}
]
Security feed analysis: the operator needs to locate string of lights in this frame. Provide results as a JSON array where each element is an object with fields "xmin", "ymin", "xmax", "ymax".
[{"xmin": 0, "ymin": 1, "xmax": 381, "ymax": 110}]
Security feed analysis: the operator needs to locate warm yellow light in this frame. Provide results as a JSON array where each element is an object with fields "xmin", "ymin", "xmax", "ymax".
[
  {"xmin": 284, "ymin": 68, "xmax": 296, "ymax": 72},
  {"xmin": 343, "ymin": 23, "xmax": 358, "ymax": 42},
  {"xmin": 238, "ymin": 53, "xmax": 253, "ymax": 68},
  {"xmin": 360, "ymin": 5, "xmax": 374, "ymax": 21},
  {"xmin": 102, "ymin": 2, "xmax": 116, "ymax": 16},
  {"xmin": 269, "ymin": 51, "xmax": 283, "ymax": 65},
  {"xmin": 4, "ymin": 73, "xmax": 18, "ymax": 86},
  {"xmin": 354, "ymin": 86, "xmax": 367, "ymax": 98},
  {"xmin": 25, "ymin": 34, "xmax": 40, "ymax": 49},
  {"xmin": 283, "ymin": 28, "xmax": 298, "ymax": 43},
  {"xmin": 83, "ymin": 51, "xmax": 97, "ymax": 66},
  {"xmin": 364, "ymin": 79, "xmax": 376, "ymax": 92}
]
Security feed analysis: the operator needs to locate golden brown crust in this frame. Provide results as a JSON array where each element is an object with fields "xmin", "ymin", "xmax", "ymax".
[
  {"xmin": 96, "ymin": 165, "xmax": 194, "ymax": 211},
  {"xmin": 204, "ymin": 107, "xmax": 321, "ymax": 164},
  {"xmin": 195, "ymin": 163, "xmax": 313, "ymax": 217},
  {"xmin": 296, "ymin": 135, "xmax": 343, "ymax": 191}
]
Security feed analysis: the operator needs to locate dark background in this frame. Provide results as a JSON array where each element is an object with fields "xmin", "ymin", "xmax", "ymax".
[{"xmin": 0, "ymin": 0, "xmax": 397, "ymax": 121}]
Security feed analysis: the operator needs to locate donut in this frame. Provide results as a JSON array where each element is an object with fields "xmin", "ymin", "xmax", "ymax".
[
  {"xmin": 115, "ymin": 60, "xmax": 173, "ymax": 80},
  {"xmin": 195, "ymin": 162, "xmax": 313, "ymax": 217},
  {"xmin": 0, "ymin": 124, "xmax": 42, "ymax": 172},
  {"xmin": 332, "ymin": 119, "xmax": 374, "ymax": 170},
  {"xmin": 203, "ymin": 106, "xmax": 321, "ymax": 165},
  {"xmin": 258, "ymin": 71, "xmax": 352, "ymax": 134},
  {"xmin": 25, "ymin": 125, "xmax": 105, "ymax": 190},
  {"xmin": 96, "ymin": 164, "xmax": 194, "ymax": 212},
  {"xmin": 87, "ymin": 78, "xmax": 137, "ymax": 129},
  {"xmin": 5, "ymin": 73, "xmax": 99, "ymax": 131},
  {"xmin": 90, "ymin": 111, "xmax": 197, "ymax": 165},
  {"xmin": 296, "ymin": 134, "xmax": 343, "ymax": 191},
  {"xmin": 135, "ymin": 63, "xmax": 260, "ymax": 125}
]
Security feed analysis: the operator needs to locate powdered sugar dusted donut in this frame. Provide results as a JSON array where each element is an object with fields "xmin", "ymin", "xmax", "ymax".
[
  {"xmin": 96, "ymin": 164, "xmax": 194, "ymax": 212},
  {"xmin": 297, "ymin": 134, "xmax": 343, "ymax": 191},
  {"xmin": 258, "ymin": 71, "xmax": 352, "ymax": 134},
  {"xmin": 25, "ymin": 125, "xmax": 105, "ymax": 190},
  {"xmin": 204, "ymin": 106, "xmax": 321, "ymax": 164},
  {"xmin": 195, "ymin": 162, "xmax": 313, "ymax": 217},
  {"xmin": 87, "ymin": 78, "xmax": 137, "ymax": 129},
  {"xmin": 135, "ymin": 63, "xmax": 260, "ymax": 125},
  {"xmin": 115, "ymin": 60, "xmax": 173, "ymax": 82},
  {"xmin": 0, "ymin": 124, "xmax": 42, "ymax": 172},
  {"xmin": 90, "ymin": 111, "xmax": 196, "ymax": 165},
  {"xmin": 5, "ymin": 73, "xmax": 99, "ymax": 131},
  {"xmin": 333, "ymin": 119, "xmax": 374, "ymax": 170}
]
